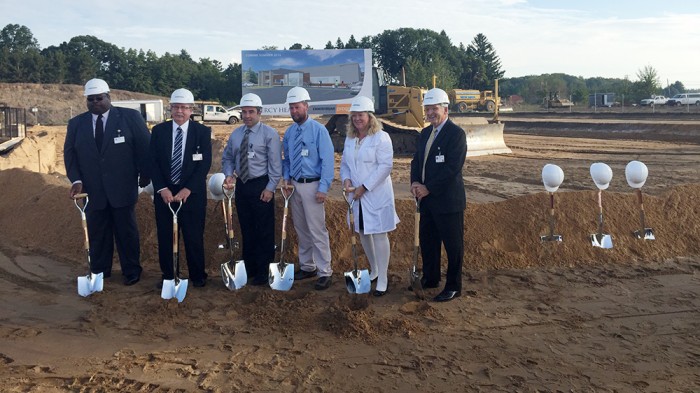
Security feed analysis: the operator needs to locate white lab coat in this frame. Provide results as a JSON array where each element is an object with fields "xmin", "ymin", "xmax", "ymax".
[{"xmin": 340, "ymin": 130, "xmax": 400, "ymax": 234}]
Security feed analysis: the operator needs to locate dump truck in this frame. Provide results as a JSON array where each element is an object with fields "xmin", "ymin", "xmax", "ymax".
[
  {"xmin": 241, "ymin": 48, "xmax": 510, "ymax": 157},
  {"xmin": 191, "ymin": 101, "xmax": 241, "ymax": 124},
  {"xmin": 448, "ymin": 89, "xmax": 500, "ymax": 112}
]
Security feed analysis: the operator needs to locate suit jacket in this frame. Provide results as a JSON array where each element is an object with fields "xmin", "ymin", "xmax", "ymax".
[
  {"xmin": 410, "ymin": 118, "xmax": 467, "ymax": 214},
  {"xmin": 149, "ymin": 120, "xmax": 212, "ymax": 198},
  {"xmin": 64, "ymin": 107, "xmax": 151, "ymax": 211}
]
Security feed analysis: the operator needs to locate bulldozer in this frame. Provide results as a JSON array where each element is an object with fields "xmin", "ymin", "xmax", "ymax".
[
  {"xmin": 542, "ymin": 92, "xmax": 574, "ymax": 108},
  {"xmin": 448, "ymin": 89, "xmax": 500, "ymax": 112}
]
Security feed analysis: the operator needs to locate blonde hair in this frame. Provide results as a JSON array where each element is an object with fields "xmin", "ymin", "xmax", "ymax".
[{"xmin": 346, "ymin": 112, "xmax": 382, "ymax": 138}]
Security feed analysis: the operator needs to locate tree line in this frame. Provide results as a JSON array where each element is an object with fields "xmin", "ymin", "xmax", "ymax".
[{"xmin": 0, "ymin": 23, "xmax": 692, "ymax": 107}]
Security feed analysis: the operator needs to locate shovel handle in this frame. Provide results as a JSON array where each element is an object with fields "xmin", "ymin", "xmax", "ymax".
[
  {"xmin": 548, "ymin": 193, "xmax": 556, "ymax": 237},
  {"xmin": 72, "ymin": 193, "xmax": 88, "ymax": 199},
  {"xmin": 414, "ymin": 199, "xmax": 420, "ymax": 247},
  {"xmin": 636, "ymin": 189, "xmax": 647, "ymax": 230},
  {"xmin": 280, "ymin": 184, "xmax": 295, "ymax": 201}
]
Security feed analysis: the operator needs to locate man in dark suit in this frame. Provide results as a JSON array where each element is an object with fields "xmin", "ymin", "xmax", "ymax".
[
  {"xmin": 64, "ymin": 78, "xmax": 151, "ymax": 286},
  {"xmin": 409, "ymin": 88, "xmax": 467, "ymax": 302},
  {"xmin": 150, "ymin": 88, "xmax": 212, "ymax": 288}
]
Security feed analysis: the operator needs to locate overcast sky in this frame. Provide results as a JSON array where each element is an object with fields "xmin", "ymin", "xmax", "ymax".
[{"xmin": 4, "ymin": 0, "xmax": 700, "ymax": 88}]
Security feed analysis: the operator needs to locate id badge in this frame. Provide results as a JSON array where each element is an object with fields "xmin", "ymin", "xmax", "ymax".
[
  {"xmin": 248, "ymin": 151, "xmax": 255, "ymax": 159},
  {"xmin": 435, "ymin": 154, "xmax": 445, "ymax": 163},
  {"xmin": 301, "ymin": 148, "xmax": 309, "ymax": 157},
  {"xmin": 113, "ymin": 136, "xmax": 125, "ymax": 144},
  {"xmin": 192, "ymin": 153, "xmax": 203, "ymax": 161}
]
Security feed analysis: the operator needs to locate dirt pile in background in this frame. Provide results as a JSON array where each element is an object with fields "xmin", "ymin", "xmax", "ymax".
[{"xmin": 2, "ymin": 168, "xmax": 699, "ymax": 276}]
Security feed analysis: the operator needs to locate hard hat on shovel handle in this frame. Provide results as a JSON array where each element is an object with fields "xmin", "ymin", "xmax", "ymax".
[
  {"xmin": 542, "ymin": 164, "xmax": 564, "ymax": 192},
  {"xmin": 625, "ymin": 161, "xmax": 648, "ymax": 189}
]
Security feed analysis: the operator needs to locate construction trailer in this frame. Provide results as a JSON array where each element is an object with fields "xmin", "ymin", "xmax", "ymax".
[
  {"xmin": 111, "ymin": 99, "xmax": 165, "ymax": 125},
  {"xmin": 589, "ymin": 93, "xmax": 616, "ymax": 108},
  {"xmin": 0, "ymin": 105, "xmax": 27, "ymax": 153}
]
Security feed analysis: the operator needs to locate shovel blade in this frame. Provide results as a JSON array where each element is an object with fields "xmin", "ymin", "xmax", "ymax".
[
  {"xmin": 77, "ymin": 272, "xmax": 104, "ymax": 297},
  {"xmin": 590, "ymin": 233, "xmax": 613, "ymax": 249},
  {"xmin": 409, "ymin": 268, "xmax": 425, "ymax": 300},
  {"xmin": 540, "ymin": 234, "xmax": 563, "ymax": 242},
  {"xmin": 633, "ymin": 228, "xmax": 655, "ymax": 240},
  {"xmin": 269, "ymin": 262, "xmax": 294, "ymax": 291},
  {"xmin": 174, "ymin": 279, "xmax": 188, "ymax": 303},
  {"xmin": 344, "ymin": 269, "xmax": 371, "ymax": 294},
  {"xmin": 221, "ymin": 260, "xmax": 247, "ymax": 291},
  {"xmin": 161, "ymin": 279, "xmax": 176, "ymax": 300}
]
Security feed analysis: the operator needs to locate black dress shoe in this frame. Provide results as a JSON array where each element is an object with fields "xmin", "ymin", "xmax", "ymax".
[
  {"xmin": 373, "ymin": 288, "xmax": 387, "ymax": 297},
  {"xmin": 314, "ymin": 276, "xmax": 332, "ymax": 290},
  {"xmin": 433, "ymin": 290, "xmax": 461, "ymax": 302},
  {"xmin": 406, "ymin": 277, "xmax": 439, "ymax": 291},
  {"xmin": 251, "ymin": 276, "xmax": 268, "ymax": 286},
  {"xmin": 123, "ymin": 274, "xmax": 140, "ymax": 286},
  {"xmin": 192, "ymin": 278, "xmax": 206, "ymax": 288},
  {"xmin": 294, "ymin": 269, "xmax": 318, "ymax": 280}
]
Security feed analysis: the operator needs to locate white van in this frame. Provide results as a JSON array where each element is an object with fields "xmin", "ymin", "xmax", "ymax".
[{"xmin": 667, "ymin": 93, "xmax": 700, "ymax": 106}]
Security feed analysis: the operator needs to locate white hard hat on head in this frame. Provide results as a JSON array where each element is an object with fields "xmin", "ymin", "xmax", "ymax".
[
  {"xmin": 590, "ymin": 163, "xmax": 613, "ymax": 190},
  {"xmin": 350, "ymin": 95, "xmax": 374, "ymax": 113},
  {"xmin": 625, "ymin": 160, "xmax": 648, "ymax": 189},
  {"xmin": 542, "ymin": 164, "xmax": 564, "ymax": 192},
  {"xmin": 208, "ymin": 173, "xmax": 225, "ymax": 200},
  {"xmin": 286, "ymin": 86, "xmax": 311, "ymax": 104},
  {"xmin": 170, "ymin": 88, "xmax": 194, "ymax": 104},
  {"xmin": 423, "ymin": 88, "xmax": 450, "ymax": 106},
  {"xmin": 84, "ymin": 78, "xmax": 110, "ymax": 96},
  {"xmin": 240, "ymin": 93, "xmax": 263, "ymax": 108}
]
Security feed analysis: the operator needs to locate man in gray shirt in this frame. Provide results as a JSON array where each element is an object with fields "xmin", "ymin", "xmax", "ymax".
[{"xmin": 222, "ymin": 93, "xmax": 282, "ymax": 286}]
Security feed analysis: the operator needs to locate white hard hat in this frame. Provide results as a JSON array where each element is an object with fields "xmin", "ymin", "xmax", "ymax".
[
  {"xmin": 208, "ymin": 173, "xmax": 225, "ymax": 200},
  {"xmin": 84, "ymin": 78, "xmax": 110, "ymax": 96},
  {"xmin": 286, "ymin": 86, "xmax": 311, "ymax": 104},
  {"xmin": 625, "ymin": 160, "xmax": 648, "ymax": 189},
  {"xmin": 423, "ymin": 88, "xmax": 450, "ymax": 106},
  {"xmin": 350, "ymin": 95, "xmax": 374, "ymax": 113},
  {"xmin": 590, "ymin": 163, "xmax": 613, "ymax": 190},
  {"xmin": 240, "ymin": 93, "xmax": 263, "ymax": 108},
  {"xmin": 170, "ymin": 88, "xmax": 194, "ymax": 104},
  {"xmin": 541, "ymin": 164, "xmax": 564, "ymax": 192}
]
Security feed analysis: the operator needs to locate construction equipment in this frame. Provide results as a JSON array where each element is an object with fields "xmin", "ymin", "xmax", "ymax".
[
  {"xmin": 269, "ymin": 185, "xmax": 295, "ymax": 291},
  {"xmin": 625, "ymin": 161, "xmax": 655, "ymax": 240},
  {"xmin": 73, "ymin": 193, "xmax": 104, "ymax": 297},
  {"xmin": 590, "ymin": 163, "xmax": 613, "ymax": 249},
  {"xmin": 540, "ymin": 164, "xmax": 564, "ymax": 242},
  {"xmin": 448, "ymin": 89, "xmax": 500, "ymax": 112},
  {"xmin": 342, "ymin": 187, "xmax": 371, "ymax": 294},
  {"xmin": 220, "ymin": 184, "xmax": 248, "ymax": 290},
  {"xmin": 161, "ymin": 201, "xmax": 188, "ymax": 302},
  {"xmin": 542, "ymin": 92, "xmax": 574, "ymax": 108},
  {"xmin": 409, "ymin": 198, "xmax": 425, "ymax": 300}
]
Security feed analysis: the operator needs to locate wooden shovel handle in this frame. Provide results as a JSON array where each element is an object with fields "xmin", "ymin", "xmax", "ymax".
[{"xmin": 72, "ymin": 193, "xmax": 88, "ymax": 199}]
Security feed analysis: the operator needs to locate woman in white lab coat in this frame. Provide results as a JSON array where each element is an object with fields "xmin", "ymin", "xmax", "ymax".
[{"xmin": 340, "ymin": 96, "xmax": 400, "ymax": 296}]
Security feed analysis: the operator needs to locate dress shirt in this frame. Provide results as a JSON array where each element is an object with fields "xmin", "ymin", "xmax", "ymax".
[
  {"xmin": 92, "ymin": 110, "xmax": 109, "ymax": 138},
  {"xmin": 222, "ymin": 121, "xmax": 282, "ymax": 192},
  {"xmin": 281, "ymin": 118, "xmax": 335, "ymax": 193}
]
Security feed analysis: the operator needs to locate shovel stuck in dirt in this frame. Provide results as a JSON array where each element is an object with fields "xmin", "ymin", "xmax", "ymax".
[
  {"xmin": 590, "ymin": 163, "xmax": 613, "ymax": 249},
  {"xmin": 409, "ymin": 198, "xmax": 425, "ymax": 300},
  {"xmin": 540, "ymin": 164, "xmax": 564, "ymax": 242},
  {"xmin": 625, "ymin": 161, "xmax": 654, "ymax": 240},
  {"xmin": 220, "ymin": 184, "xmax": 247, "ymax": 290},
  {"xmin": 161, "ymin": 201, "xmax": 188, "ymax": 302},
  {"xmin": 632, "ymin": 189, "xmax": 655, "ymax": 240},
  {"xmin": 540, "ymin": 192, "xmax": 563, "ymax": 242},
  {"xmin": 342, "ymin": 187, "xmax": 371, "ymax": 295},
  {"xmin": 269, "ymin": 185, "xmax": 295, "ymax": 291},
  {"xmin": 73, "ymin": 193, "xmax": 104, "ymax": 297}
]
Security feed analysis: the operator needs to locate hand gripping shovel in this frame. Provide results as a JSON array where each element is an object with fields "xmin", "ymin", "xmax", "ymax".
[
  {"xmin": 409, "ymin": 198, "xmax": 425, "ymax": 300},
  {"xmin": 220, "ymin": 183, "xmax": 247, "ymax": 290},
  {"xmin": 73, "ymin": 193, "xmax": 104, "ymax": 297},
  {"xmin": 269, "ymin": 185, "xmax": 295, "ymax": 291},
  {"xmin": 342, "ymin": 187, "xmax": 371, "ymax": 294},
  {"xmin": 161, "ymin": 201, "xmax": 188, "ymax": 302},
  {"xmin": 541, "ymin": 164, "xmax": 563, "ymax": 242},
  {"xmin": 625, "ymin": 160, "xmax": 654, "ymax": 240},
  {"xmin": 590, "ymin": 163, "xmax": 613, "ymax": 249}
]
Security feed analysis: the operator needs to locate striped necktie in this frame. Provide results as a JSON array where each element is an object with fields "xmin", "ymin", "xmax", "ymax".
[
  {"xmin": 290, "ymin": 126, "xmax": 303, "ymax": 181},
  {"xmin": 422, "ymin": 127, "xmax": 436, "ymax": 182},
  {"xmin": 170, "ymin": 127, "xmax": 183, "ymax": 184},
  {"xmin": 239, "ymin": 128, "xmax": 252, "ymax": 182}
]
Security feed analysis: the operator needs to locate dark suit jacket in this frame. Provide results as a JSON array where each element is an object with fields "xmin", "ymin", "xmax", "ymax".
[
  {"xmin": 64, "ymin": 107, "xmax": 151, "ymax": 211},
  {"xmin": 410, "ymin": 118, "xmax": 467, "ymax": 214},
  {"xmin": 149, "ymin": 120, "xmax": 212, "ymax": 198}
]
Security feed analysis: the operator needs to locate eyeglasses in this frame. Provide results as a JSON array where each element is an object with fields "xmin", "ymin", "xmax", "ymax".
[
  {"xmin": 86, "ymin": 96, "xmax": 105, "ymax": 102},
  {"xmin": 171, "ymin": 105, "xmax": 192, "ymax": 111}
]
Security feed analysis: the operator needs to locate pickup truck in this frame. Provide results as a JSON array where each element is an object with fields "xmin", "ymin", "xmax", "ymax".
[
  {"xmin": 639, "ymin": 95, "xmax": 668, "ymax": 107},
  {"xmin": 190, "ymin": 101, "xmax": 241, "ymax": 124}
]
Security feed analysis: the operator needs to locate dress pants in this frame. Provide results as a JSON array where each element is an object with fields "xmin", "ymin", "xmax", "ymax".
[
  {"xmin": 86, "ymin": 202, "xmax": 142, "ymax": 278},
  {"xmin": 419, "ymin": 207, "xmax": 464, "ymax": 292},
  {"xmin": 154, "ymin": 185, "xmax": 207, "ymax": 281},
  {"xmin": 290, "ymin": 180, "xmax": 332, "ymax": 277},
  {"xmin": 235, "ymin": 175, "xmax": 275, "ymax": 281}
]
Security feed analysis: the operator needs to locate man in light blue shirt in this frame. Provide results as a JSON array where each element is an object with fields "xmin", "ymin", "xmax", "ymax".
[{"xmin": 281, "ymin": 87, "xmax": 335, "ymax": 290}]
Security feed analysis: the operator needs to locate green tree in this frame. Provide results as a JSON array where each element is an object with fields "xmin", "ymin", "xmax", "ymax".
[
  {"xmin": 635, "ymin": 65, "xmax": 661, "ymax": 98},
  {"xmin": 324, "ymin": 41, "xmax": 334, "ymax": 49},
  {"xmin": 335, "ymin": 38, "xmax": 345, "ymax": 49},
  {"xmin": 289, "ymin": 43, "xmax": 303, "ymax": 50},
  {"xmin": 466, "ymin": 33, "xmax": 504, "ymax": 88},
  {"xmin": 0, "ymin": 24, "xmax": 42, "ymax": 82},
  {"xmin": 345, "ymin": 35, "xmax": 359, "ymax": 49}
]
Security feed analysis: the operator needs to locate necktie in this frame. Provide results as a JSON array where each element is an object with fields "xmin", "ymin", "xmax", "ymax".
[
  {"xmin": 239, "ymin": 128, "xmax": 252, "ymax": 182},
  {"xmin": 421, "ymin": 127, "xmax": 436, "ymax": 182},
  {"xmin": 170, "ymin": 127, "xmax": 183, "ymax": 184},
  {"xmin": 95, "ymin": 114, "xmax": 104, "ymax": 149},
  {"xmin": 290, "ymin": 126, "xmax": 303, "ymax": 181}
]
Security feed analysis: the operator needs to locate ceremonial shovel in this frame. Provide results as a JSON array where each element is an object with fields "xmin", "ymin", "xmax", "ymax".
[
  {"xmin": 540, "ymin": 164, "xmax": 564, "ymax": 242},
  {"xmin": 220, "ymin": 183, "xmax": 247, "ymax": 290},
  {"xmin": 73, "ymin": 193, "xmax": 104, "ymax": 297},
  {"xmin": 625, "ymin": 161, "xmax": 655, "ymax": 240},
  {"xmin": 589, "ymin": 163, "xmax": 613, "ymax": 249},
  {"xmin": 161, "ymin": 201, "xmax": 188, "ymax": 302},
  {"xmin": 342, "ymin": 187, "xmax": 371, "ymax": 294}
]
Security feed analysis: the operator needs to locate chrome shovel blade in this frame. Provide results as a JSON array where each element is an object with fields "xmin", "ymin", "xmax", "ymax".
[
  {"xmin": 633, "ymin": 228, "xmax": 655, "ymax": 240},
  {"xmin": 269, "ymin": 262, "xmax": 294, "ymax": 291},
  {"xmin": 77, "ymin": 272, "xmax": 104, "ymax": 297},
  {"xmin": 162, "ymin": 278, "xmax": 188, "ymax": 302},
  {"xmin": 590, "ymin": 233, "xmax": 613, "ymax": 249},
  {"xmin": 174, "ymin": 279, "xmax": 188, "ymax": 303},
  {"xmin": 161, "ymin": 279, "xmax": 175, "ymax": 300},
  {"xmin": 344, "ymin": 269, "xmax": 371, "ymax": 294},
  {"xmin": 221, "ymin": 260, "xmax": 247, "ymax": 290}
]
